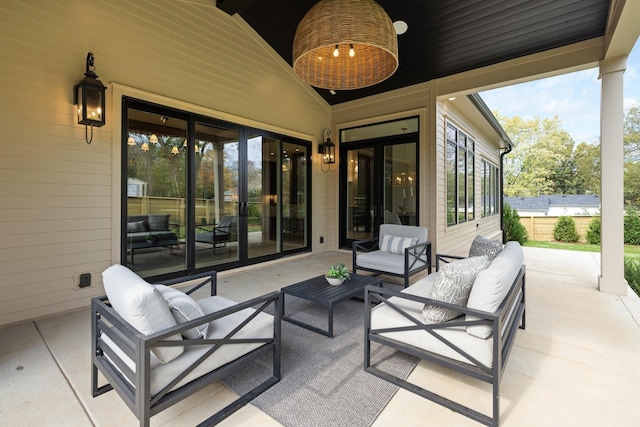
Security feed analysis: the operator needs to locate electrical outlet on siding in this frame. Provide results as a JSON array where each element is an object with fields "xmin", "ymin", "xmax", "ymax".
[{"xmin": 73, "ymin": 272, "xmax": 98, "ymax": 290}]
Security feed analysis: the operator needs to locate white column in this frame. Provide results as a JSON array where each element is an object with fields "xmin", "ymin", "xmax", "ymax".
[{"xmin": 598, "ymin": 57, "xmax": 628, "ymax": 295}]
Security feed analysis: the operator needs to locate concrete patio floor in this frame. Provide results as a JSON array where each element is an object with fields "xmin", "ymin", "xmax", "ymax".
[{"xmin": 1, "ymin": 247, "xmax": 640, "ymax": 426}]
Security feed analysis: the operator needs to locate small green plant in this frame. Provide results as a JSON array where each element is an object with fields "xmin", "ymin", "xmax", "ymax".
[
  {"xmin": 326, "ymin": 263, "xmax": 350, "ymax": 280},
  {"xmin": 146, "ymin": 233, "xmax": 158, "ymax": 241},
  {"xmin": 503, "ymin": 202, "xmax": 528, "ymax": 245},
  {"xmin": 624, "ymin": 258, "xmax": 640, "ymax": 298},
  {"xmin": 624, "ymin": 208, "xmax": 640, "ymax": 245},
  {"xmin": 586, "ymin": 216, "xmax": 601, "ymax": 245},
  {"xmin": 553, "ymin": 216, "xmax": 579, "ymax": 243}
]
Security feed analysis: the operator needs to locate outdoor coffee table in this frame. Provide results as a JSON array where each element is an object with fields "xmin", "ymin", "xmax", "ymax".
[
  {"xmin": 129, "ymin": 239, "xmax": 182, "ymax": 264},
  {"xmin": 281, "ymin": 273, "xmax": 383, "ymax": 337}
]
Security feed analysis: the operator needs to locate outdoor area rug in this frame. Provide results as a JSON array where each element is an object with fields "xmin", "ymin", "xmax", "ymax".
[{"xmin": 222, "ymin": 291, "xmax": 419, "ymax": 427}]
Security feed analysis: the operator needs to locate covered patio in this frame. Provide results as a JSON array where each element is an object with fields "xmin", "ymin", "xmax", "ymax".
[{"xmin": 2, "ymin": 247, "xmax": 639, "ymax": 426}]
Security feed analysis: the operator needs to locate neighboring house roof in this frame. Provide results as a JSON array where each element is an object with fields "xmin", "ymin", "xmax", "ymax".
[
  {"xmin": 547, "ymin": 194, "xmax": 601, "ymax": 208},
  {"xmin": 505, "ymin": 195, "xmax": 601, "ymax": 212}
]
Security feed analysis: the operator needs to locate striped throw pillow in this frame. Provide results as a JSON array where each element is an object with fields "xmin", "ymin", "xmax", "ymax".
[
  {"xmin": 154, "ymin": 285, "xmax": 208, "ymax": 339},
  {"xmin": 380, "ymin": 235, "xmax": 418, "ymax": 254}
]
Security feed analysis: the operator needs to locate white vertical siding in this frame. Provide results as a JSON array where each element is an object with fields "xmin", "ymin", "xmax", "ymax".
[{"xmin": 0, "ymin": 0, "xmax": 329, "ymax": 326}]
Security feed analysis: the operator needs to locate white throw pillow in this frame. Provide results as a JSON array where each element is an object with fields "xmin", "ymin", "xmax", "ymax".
[
  {"xmin": 380, "ymin": 235, "xmax": 418, "ymax": 254},
  {"xmin": 422, "ymin": 256, "xmax": 490, "ymax": 324},
  {"xmin": 154, "ymin": 285, "xmax": 209, "ymax": 339},
  {"xmin": 102, "ymin": 265, "xmax": 183, "ymax": 363}
]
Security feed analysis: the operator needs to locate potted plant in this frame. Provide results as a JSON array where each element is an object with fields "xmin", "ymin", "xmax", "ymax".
[
  {"xmin": 146, "ymin": 233, "xmax": 159, "ymax": 244},
  {"xmin": 325, "ymin": 262, "xmax": 350, "ymax": 286}
]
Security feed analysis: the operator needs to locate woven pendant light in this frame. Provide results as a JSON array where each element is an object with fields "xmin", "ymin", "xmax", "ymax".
[{"xmin": 293, "ymin": 0, "xmax": 398, "ymax": 90}]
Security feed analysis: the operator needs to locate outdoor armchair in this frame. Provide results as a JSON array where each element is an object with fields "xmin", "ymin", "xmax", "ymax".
[{"xmin": 352, "ymin": 224, "xmax": 431, "ymax": 288}]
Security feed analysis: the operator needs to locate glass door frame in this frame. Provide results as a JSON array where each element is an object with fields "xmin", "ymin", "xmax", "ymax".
[
  {"xmin": 339, "ymin": 133, "xmax": 419, "ymax": 249},
  {"xmin": 121, "ymin": 97, "xmax": 312, "ymax": 281}
]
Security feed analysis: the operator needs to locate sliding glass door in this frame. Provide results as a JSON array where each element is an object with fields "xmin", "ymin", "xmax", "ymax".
[
  {"xmin": 122, "ymin": 98, "xmax": 310, "ymax": 280},
  {"xmin": 193, "ymin": 121, "xmax": 240, "ymax": 270}
]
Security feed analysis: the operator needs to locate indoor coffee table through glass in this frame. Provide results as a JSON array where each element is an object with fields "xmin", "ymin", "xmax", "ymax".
[{"xmin": 281, "ymin": 273, "xmax": 383, "ymax": 337}]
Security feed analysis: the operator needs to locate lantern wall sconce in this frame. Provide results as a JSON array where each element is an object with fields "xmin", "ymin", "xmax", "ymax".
[
  {"xmin": 74, "ymin": 52, "xmax": 106, "ymax": 144},
  {"xmin": 319, "ymin": 128, "xmax": 336, "ymax": 173}
]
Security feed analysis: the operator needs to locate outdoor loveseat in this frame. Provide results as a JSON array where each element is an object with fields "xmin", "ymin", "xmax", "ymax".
[
  {"xmin": 352, "ymin": 224, "xmax": 431, "ymax": 288},
  {"xmin": 91, "ymin": 266, "xmax": 282, "ymax": 426},
  {"xmin": 126, "ymin": 214, "xmax": 177, "ymax": 243},
  {"xmin": 364, "ymin": 239, "xmax": 526, "ymax": 426}
]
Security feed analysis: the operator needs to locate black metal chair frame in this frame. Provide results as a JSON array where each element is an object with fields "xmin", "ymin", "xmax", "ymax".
[
  {"xmin": 91, "ymin": 270, "xmax": 282, "ymax": 427},
  {"xmin": 195, "ymin": 223, "xmax": 232, "ymax": 252},
  {"xmin": 364, "ymin": 265, "xmax": 526, "ymax": 427},
  {"xmin": 352, "ymin": 237, "xmax": 432, "ymax": 287}
]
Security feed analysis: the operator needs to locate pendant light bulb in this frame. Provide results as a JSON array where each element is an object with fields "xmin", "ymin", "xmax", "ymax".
[
  {"xmin": 349, "ymin": 44, "xmax": 355, "ymax": 57},
  {"xmin": 333, "ymin": 45, "xmax": 339, "ymax": 57}
]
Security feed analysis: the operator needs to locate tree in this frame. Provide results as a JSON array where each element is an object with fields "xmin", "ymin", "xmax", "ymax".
[
  {"xmin": 625, "ymin": 103, "xmax": 640, "ymax": 208},
  {"xmin": 586, "ymin": 216, "xmax": 601, "ymax": 245},
  {"xmin": 553, "ymin": 216, "xmax": 579, "ymax": 242},
  {"xmin": 497, "ymin": 114, "xmax": 577, "ymax": 197},
  {"xmin": 573, "ymin": 142, "xmax": 600, "ymax": 194},
  {"xmin": 503, "ymin": 202, "xmax": 528, "ymax": 244},
  {"xmin": 624, "ymin": 104, "xmax": 640, "ymax": 162}
]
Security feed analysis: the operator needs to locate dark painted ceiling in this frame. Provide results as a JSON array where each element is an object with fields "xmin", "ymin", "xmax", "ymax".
[{"xmin": 216, "ymin": 0, "xmax": 610, "ymax": 105}]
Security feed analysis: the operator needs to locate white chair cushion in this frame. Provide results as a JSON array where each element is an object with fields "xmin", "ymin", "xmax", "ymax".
[
  {"xmin": 466, "ymin": 241, "xmax": 524, "ymax": 339},
  {"xmin": 101, "ymin": 295, "xmax": 274, "ymax": 395},
  {"xmin": 102, "ymin": 265, "xmax": 183, "ymax": 363},
  {"xmin": 371, "ymin": 277, "xmax": 494, "ymax": 368},
  {"xmin": 357, "ymin": 251, "xmax": 406, "ymax": 275},
  {"xmin": 154, "ymin": 285, "xmax": 208, "ymax": 339},
  {"xmin": 423, "ymin": 256, "xmax": 490, "ymax": 324}
]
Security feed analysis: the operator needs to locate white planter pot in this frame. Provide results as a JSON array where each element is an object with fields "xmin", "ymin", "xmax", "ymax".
[{"xmin": 325, "ymin": 277, "xmax": 345, "ymax": 286}]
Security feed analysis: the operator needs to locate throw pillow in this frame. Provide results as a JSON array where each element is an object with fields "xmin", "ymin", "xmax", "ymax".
[
  {"xmin": 422, "ymin": 255, "xmax": 490, "ymax": 324},
  {"xmin": 468, "ymin": 235, "xmax": 503, "ymax": 261},
  {"xmin": 147, "ymin": 214, "xmax": 170, "ymax": 231},
  {"xmin": 102, "ymin": 264, "xmax": 183, "ymax": 363},
  {"xmin": 380, "ymin": 235, "xmax": 418, "ymax": 254},
  {"xmin": 154, "ymin": 285, "xmax": 209, "ymax": 339},
  {"xmin": 127, "ymin": 221, "xmax": 147, "ymax": 233}
]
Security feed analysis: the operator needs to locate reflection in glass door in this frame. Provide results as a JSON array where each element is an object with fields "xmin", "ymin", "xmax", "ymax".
[
  {"xmin": 125, "ymin": 110, "xmax": 188, "ymax": 277},
  {"xmin": 282, "ymin": 142, "xmax": 308, "ymax": 250},
  {"xmin": 346, "ymin": 147, "xmax": 374, "ymax": 241},
  {"xmin": 342, "ymin": 139, "xmax": 417, "ymax": 248},
  {"xmin": 246, "ymin": 133, "xmax": 280, "ymax": 261},
  {"xmin": 193, "ymin": 122, "xmax": 239, "ymax": 270}
]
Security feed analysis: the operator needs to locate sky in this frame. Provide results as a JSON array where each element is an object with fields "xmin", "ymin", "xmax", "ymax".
[{"xmin": 479, "ymin": 43, "xmax": 640, "ymax": 145}]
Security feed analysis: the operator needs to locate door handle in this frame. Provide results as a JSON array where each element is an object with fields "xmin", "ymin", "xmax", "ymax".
[{"xmin": 239, "ymin": 202, "xmax": 248, "ymax": 217}]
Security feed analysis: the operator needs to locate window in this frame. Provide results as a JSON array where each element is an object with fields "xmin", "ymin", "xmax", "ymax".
[
  {"xmin": 481, "ymin": 159, "xmax": 500, "ymax": 217},
  {"xmin": 446, "ymin": 122, "xmax": 475, "ymax": 226}
]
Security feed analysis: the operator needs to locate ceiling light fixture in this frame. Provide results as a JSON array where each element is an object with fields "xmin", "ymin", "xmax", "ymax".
[{"xmin": 292, "ymin": 0, "xmax": 398, "ymax": 90}]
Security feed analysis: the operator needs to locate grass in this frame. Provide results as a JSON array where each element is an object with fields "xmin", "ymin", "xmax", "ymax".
[
  {"xmin": 524, "ymin": 240, "xmax": 640, "ymax": 257},
  {"xmin": 524, "ymin": 240, "xmax": 640, "ymax": 296}
]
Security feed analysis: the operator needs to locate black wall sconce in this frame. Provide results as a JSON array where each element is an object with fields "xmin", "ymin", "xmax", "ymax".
[
  {"xmin": 319, "ymin": 128, "xmax": 335, "ymax": 173},
  {"xmin": 74, "ymin": 52, "xmax": 106, "ymax": 144}
]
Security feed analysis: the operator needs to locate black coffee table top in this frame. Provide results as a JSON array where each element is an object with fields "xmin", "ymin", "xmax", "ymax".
[{"xmin": 281, "ymin": 273, "xmax": 383, "ymax": 305}]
